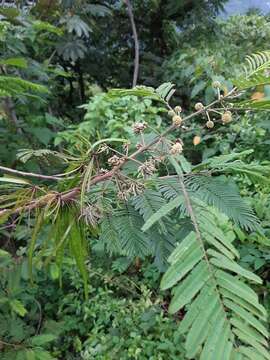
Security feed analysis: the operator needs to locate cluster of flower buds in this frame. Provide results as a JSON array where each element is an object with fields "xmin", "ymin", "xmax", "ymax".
[
  {"xmin": 222, "ymin": 111, "xmax": 232, "ymax": 124},
  {"xmin": 170, "ymin": 139, "xmax": 183, "ymax": 155},
  {"xmin": 168, "ymin": 105, "xmax": 183, "ymax": 127},
  {"xmin": 132, "ymin": 122, "xmax": 147, "ymax": 134},
  {"xmin": 138, "ymin": 158, "xmax": 156, "ymax": 177},
  {"xmin": 107, "ymin": 155, "xmax": 122, "ymax": 167}
]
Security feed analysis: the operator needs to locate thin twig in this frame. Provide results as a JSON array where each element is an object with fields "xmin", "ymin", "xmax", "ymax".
[
  {"xmin": 125, "ymin": 0, "xmax": 139, "ymax": 87},
  {"xmin": 0, "ymin": 165, "xmax": 62, "ymax": 181}
]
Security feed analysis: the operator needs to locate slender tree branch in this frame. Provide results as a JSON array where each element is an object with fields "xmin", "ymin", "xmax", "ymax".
[
  {"xmin": 2, "ymin": 97, "xmax": 23, "ymax": 135},
  {"xmin": 0, "ymin": 166, "xmax": 62, "ymax": 181},
  {"xmin": 125, "ymin": 0, "xmax": 139, "ymax": 87}
]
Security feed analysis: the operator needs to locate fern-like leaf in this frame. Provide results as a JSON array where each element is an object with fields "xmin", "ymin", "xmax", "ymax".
[
  {"xmin": 160, "ymin": 222, "xmax": 269, "ymax": 359},
  {"xmin": 233, "ymin": 51, "xmax": 270, "ymax": 90},
  {"xmin": 185, "ymin": 175, "xmax": 260, "ymax": 231}
]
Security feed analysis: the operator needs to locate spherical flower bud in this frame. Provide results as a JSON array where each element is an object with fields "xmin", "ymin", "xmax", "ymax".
[
  {"xmin": 133, "ymin": 122, "xmax": 147, "ymax": 134},
  {"xmin": 193, "ymin": 135, "xmax": 201, "ymax": 146},
  {"xmin": 206, "ymin": 120, "xmax": 214, "ymax": 129},
  {"xmin": 170, "ymin": 141, "xmax": 183, "ymax": 155},
  {"xmin": 174, "ymin": 106, "xmax": 182, "ymax": 113},
  {"xmin": 212, "ymin": 81, "xmax": 221, "ymax": 89},
  {"xmin": 221, "ymin": 111, "xmax": 232, "ymax": 124},
  {"xmin": 195, "ymin": 102, "xmax": 204, "ymax": 111},
  {"xmin": 168, "ymin": 110, "xmax": 175, "ymax": 117},
  {"xmin": 172, "ymin": 115, "xmax": 183, "ymax": 127}
]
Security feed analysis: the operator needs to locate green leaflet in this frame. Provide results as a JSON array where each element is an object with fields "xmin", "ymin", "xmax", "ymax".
[
  {"xmin": 169, "ymin": 261, "xmax": 210, "ymax": 313},
  {"xmin": 220, "ymin": 288, "xmax": 267, "ymax": 321},
  {"xmin": 177, "ymin": 284, "xmax": 215, "ymax": 335},
  {"xmin": 199, "ymin": 221, "xmax": 239, "ymax": 258},
  {"xmin": 199, "ymin": 313, "xmax": 227, "ymax": 360},
  {"xmin": 238, "ymin": 346, "xmax": 267, "ymax": 360},
  {"xmin": 233, "ymin": 329, "xmax": 270, "ymax": 359},
  {"xmin": 224, "ymin": 299, "xmax": 268, "ymax": 337},
  {"xmin": 208, "ymin": 250, "xmax": 262, "ymax": 284},
  {"xmin": 185, "ymin": 298, "xmax": 221, "ymax": 358},
  {"xmin": 28, "ymin": 210, "xmax": 45, "ymax": 282},
  {"xmin": 216, "ymin": 270, "xmax": 266, "ymax": 318},
  {"xmin": 161, "ymin": 239, "xmax": 204, "ymax": 291},
  {"xmin": 69, "ymin": 222, "xmax": 89, "ymax": 299},
  {"xmin": 230, "ymin": 318, "xmax": 268, "ymax": 347},
  {"xmin": 204, "ymin": 233, "xmax": 235, "ymax": 260},
  {"xmin": 141, "ymin": 195, "xmax": 184, "ymax": 232},
  {"xmin": 167, "ymin": 231, "xmax": 197, "ymax": 265}
]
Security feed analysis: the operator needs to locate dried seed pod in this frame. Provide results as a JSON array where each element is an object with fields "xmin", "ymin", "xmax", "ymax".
[
  {"xmin": 133, "ymin": 122, "xmax": 147, "ymax": 134},
  {"xmin": 117, "ymin": 191, "xmax": 128, "ymax": 201},
  {"xmin": 170, "ymin": 141, "xmax": 183, "ymax": 155},
  {"xmin": 194, "ymin": 102, "xmax": 204, "ymax": 111},
  {"xmin": 222, "ymin": 111, "xmax": 232, "ymax": 124},
  {"xmin": 138, "ymin": 159, "xmax": 156, "ymax": 177},
  {"xmin": 168, "ymin": 110, "xmax": 175, "ymax": 117},
  {"xmin": 172, "ymin": 115, "xmax": 183, "ymax": 127},
  {"xmin": 174, "ymin": 105, "xmax": 182, "ymax": 113},
  {"xmin": 206, "ymin": 120, "xmax": 214, "ymax": 129},
  {"xmin": 193, "ymin": 135, "xmax": 201, "ymax": 146},
  {"xmin": 212, "ymin": 80, "xmax": 221, "ymax": 88},
  {"xmin": 108, "ymin": 155, "xmax": 121, "ymax": 166}
]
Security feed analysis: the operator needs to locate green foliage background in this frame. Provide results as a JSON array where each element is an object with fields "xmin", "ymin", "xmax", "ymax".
[{"xmin": 1, "ymin": 1, "xmax": 270, "ymax": 359}]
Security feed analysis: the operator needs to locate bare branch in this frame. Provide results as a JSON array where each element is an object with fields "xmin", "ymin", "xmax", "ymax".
[
  {"xmin": 125, "ymin": 0, "xmax": 139, "ymax": 87},
  {"xmin": 0, "ymin": 165, "xmax": 63, "ymax": 181}
]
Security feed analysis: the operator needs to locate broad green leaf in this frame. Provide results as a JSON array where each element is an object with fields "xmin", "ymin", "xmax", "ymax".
[
  {"xmin": 0, "ymin": 176, "xmax": 31, "ymax": 185},
  {"xmin": 25, "ymin": 349, "xmax": 35, "ymax": 360},
  {"xmin": 31, "ymin": 334, "xmax": 57, "ymax": 346},
  {"xmin": 10, "ymin": 299, "xmax": 27, "ymax": 317},
  {"xmin": 0, "ymin": 57, "xmax": 27, "ymax": 68}
]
